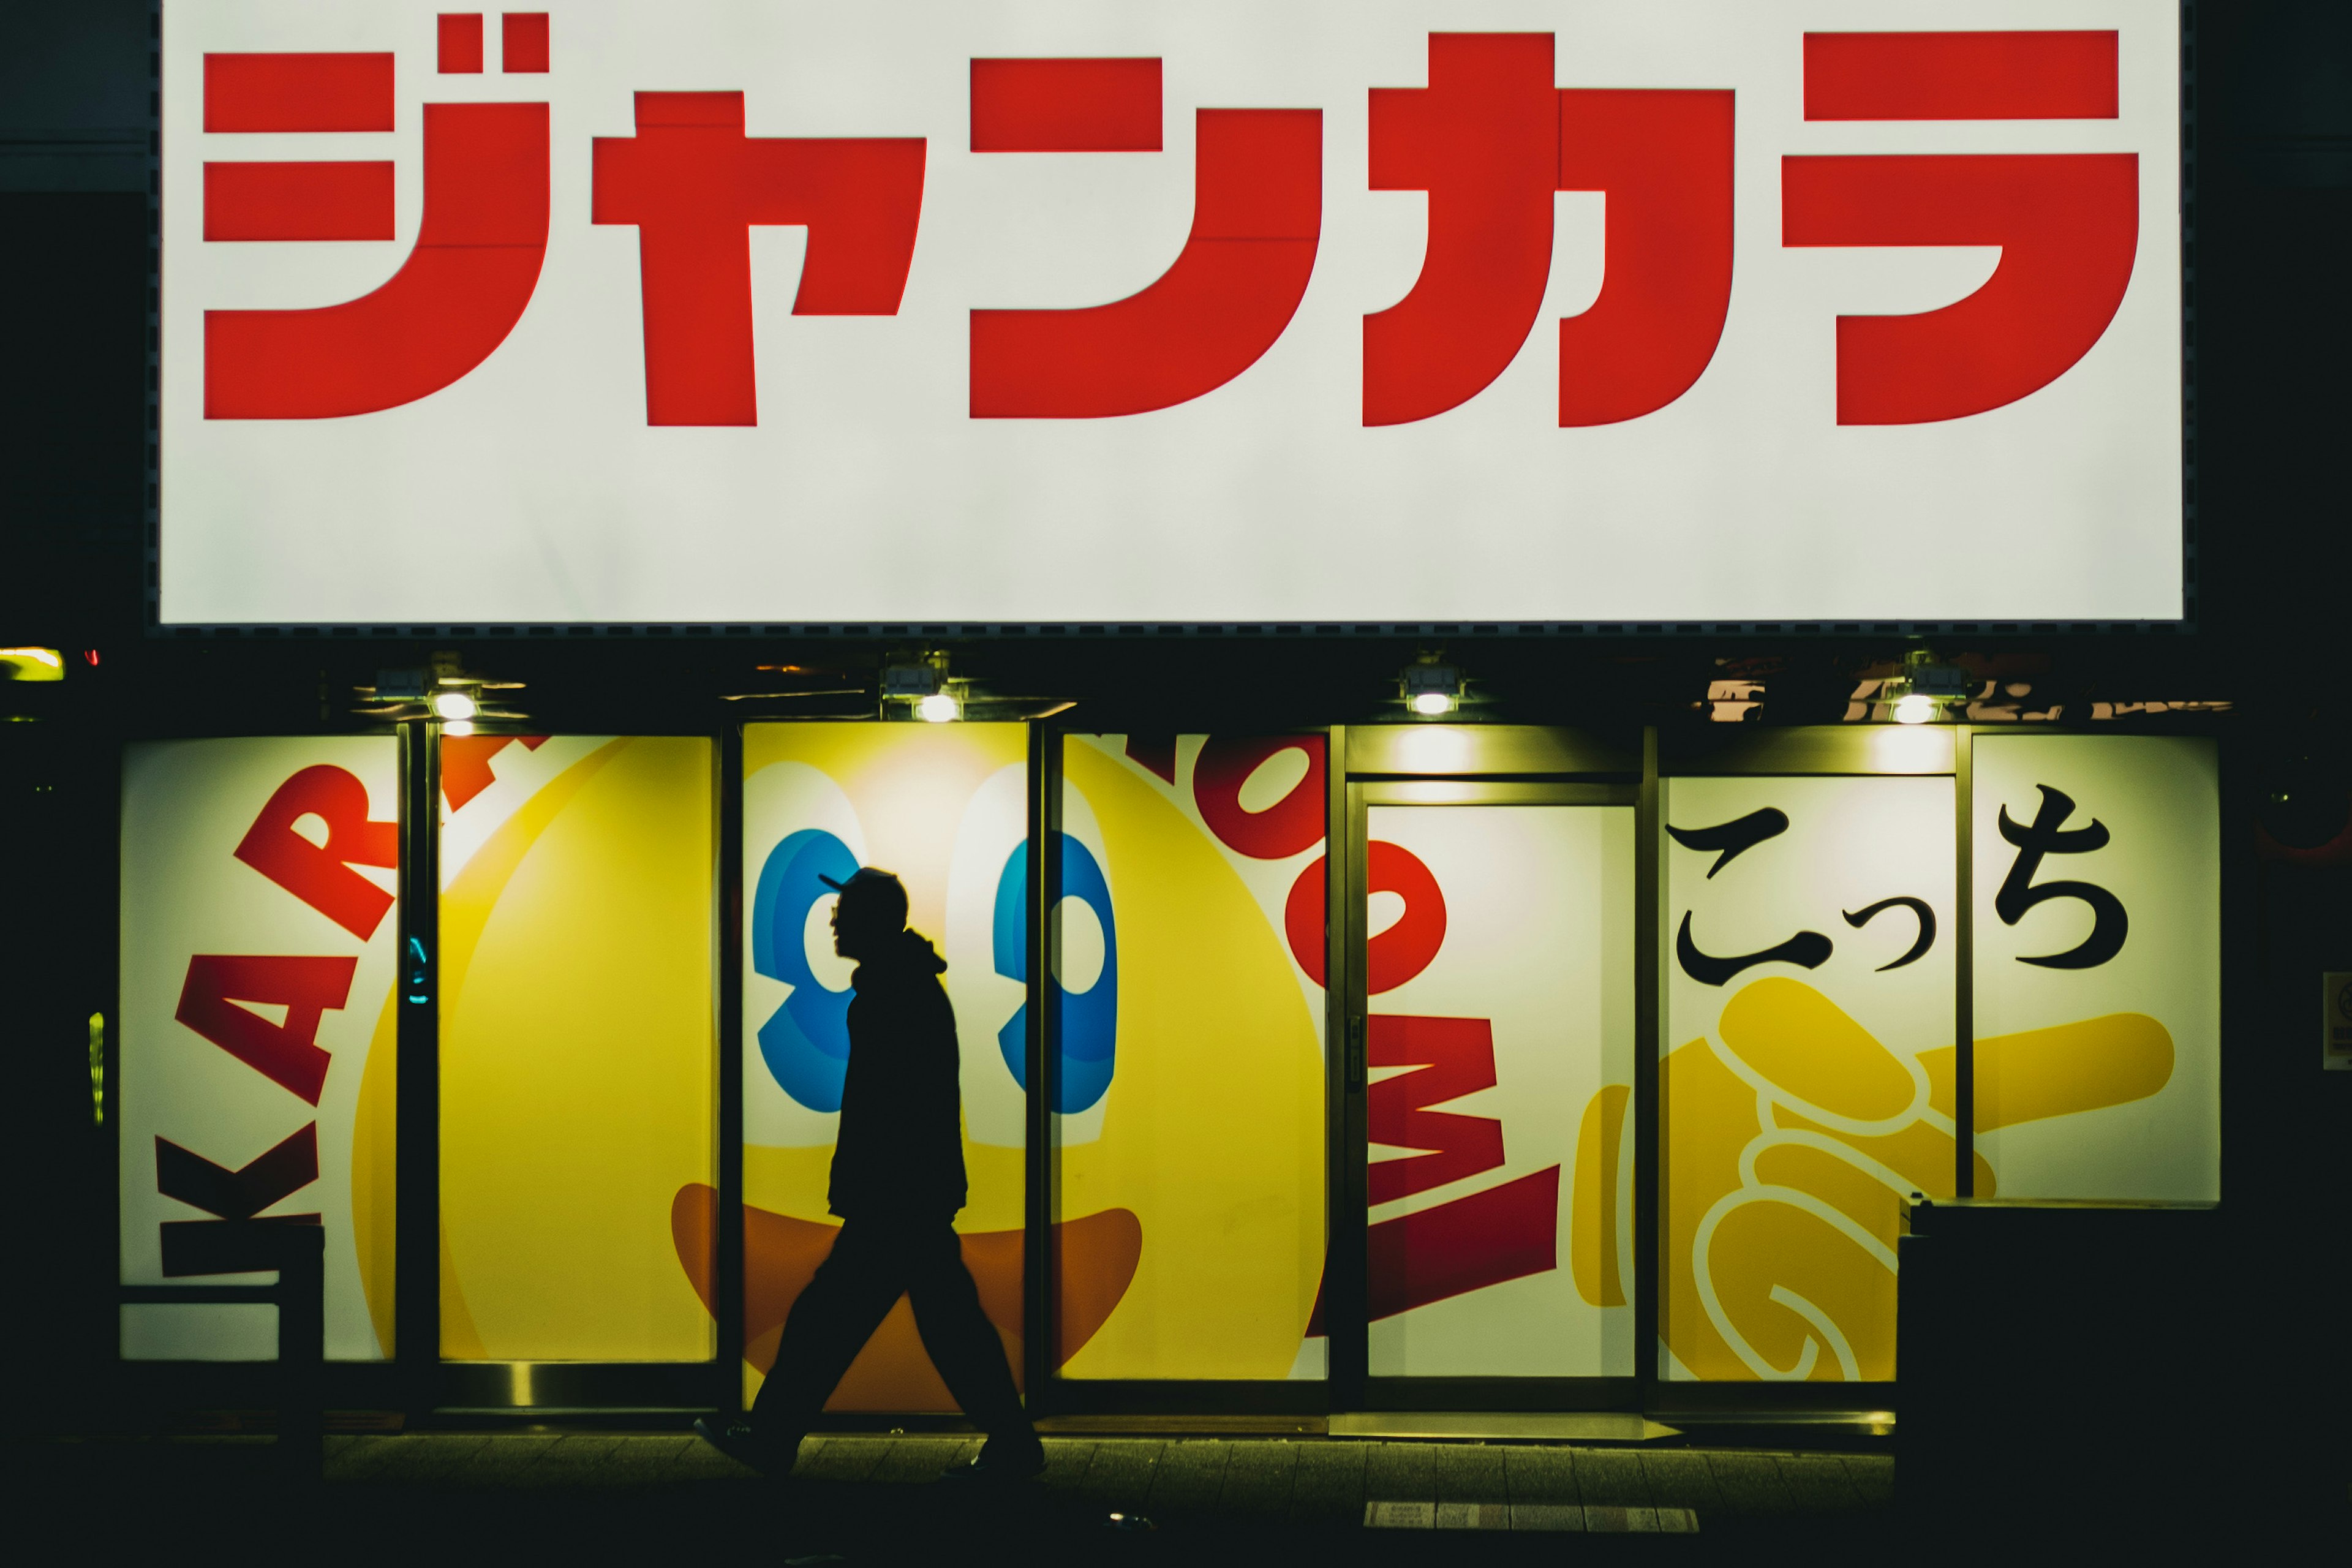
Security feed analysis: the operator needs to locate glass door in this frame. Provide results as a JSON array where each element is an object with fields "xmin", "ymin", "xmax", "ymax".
[{"xmin": 1340, "ymin": 780, "xmax": 1638, "ymax": 1408}]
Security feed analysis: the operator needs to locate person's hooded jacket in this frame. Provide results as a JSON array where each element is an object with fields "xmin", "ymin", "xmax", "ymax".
[{"xmin": 827, "ymin": 927, "xmax": 968, "ymax": 1222}]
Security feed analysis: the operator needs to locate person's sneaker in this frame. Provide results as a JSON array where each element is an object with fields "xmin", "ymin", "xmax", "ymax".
[
  {"xmin": 693, "ymin": 1416, "xmax": 794, "ymax": 1477},
  {"xmin": 942, "ymin": 1433, "xmax": 1046, "ymax": 1484}
]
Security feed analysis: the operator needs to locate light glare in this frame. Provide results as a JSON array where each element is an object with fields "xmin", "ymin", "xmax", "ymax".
[
  {"xmin": 916, "ymin": 692, "xmax": 960, "ymax": 723},
  {"xmin": 1892, "ymin": 693, "xmax": 1935, "ymax": 725},
  {"xmin": 1409, "ymin": 690, "xmax": 1455, "ymax": 717},
  {"xmin": 432, "ymin": 689, "xmax": 478, "ymax": 721}
]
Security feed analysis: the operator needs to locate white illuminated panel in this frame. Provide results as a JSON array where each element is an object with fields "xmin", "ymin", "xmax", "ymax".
[
  {"xmin": 1365, "ymin": 802, "xmax": 1634, "ymax": 1377},
  {"xmin": 1971, "ymin": 734, "xmax": 2219, "ymax": 1201},
  {"xmin": 119, "ymin": 737, "xmax": 399, "ymax": 1360},
  {"xmin": 1660, "ymin": 774, "xmax": 1955, "ymax": 1383}
]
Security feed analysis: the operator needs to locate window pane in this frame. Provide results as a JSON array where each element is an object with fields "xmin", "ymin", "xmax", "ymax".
[
  {"xmin": 1971, "ymin": 735, "xmax": 2218, "ymax": 1200},
  {"xmin": 1660, "ymin": 775, "xmax": 1956, "ymax": 1383},
  {"xmin": 1365, "ymin": 803, "xmax": 1635, "ymax": 1378},
  {"xmin": 118, "ymin": 737, "xmax": 399, "ymax": 1361},
  {"xmin": 735, "ymin": 723, "xmax": 1028, "ymax": 1409},
  {"xmin": 439, "ymin": 735, "xmax": 716, "ymax": 1360},
  {"xmin": 1057, "ymin": 736, "xmax": 1326, "ymax": 1380}
]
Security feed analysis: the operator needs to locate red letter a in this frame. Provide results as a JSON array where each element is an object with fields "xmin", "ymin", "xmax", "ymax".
[{"xmin": 175, "ymin": 955, "xmax": 356, "ymax": 1106}]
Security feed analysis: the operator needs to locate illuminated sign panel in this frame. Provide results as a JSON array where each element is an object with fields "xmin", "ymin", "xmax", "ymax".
[
  {"xmin": 162, "ymin": 2, "xmax": 2182, "ymax": 625},
  {"xmin": 119, "ymin": 737, "xmax": 399, "ymax": 1361}
]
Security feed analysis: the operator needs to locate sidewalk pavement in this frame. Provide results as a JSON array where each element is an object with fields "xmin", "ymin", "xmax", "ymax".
[{"xmin": 18, "ymin": 1430, "xmax": 1895, "ymax": 1561}]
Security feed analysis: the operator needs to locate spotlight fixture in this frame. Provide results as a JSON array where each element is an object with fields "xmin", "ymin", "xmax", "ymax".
[
  {"xmin": 352, "ymin": 654, "xmax": 528, "ymax": 726},
  {"xmin": 881, "ymin": 652, "xmax": 963, "ymax": 722},
  {"xmin": 1880, "ymin": 649, "xmax": 1971, "ymax": 725},
  {"xmin": 1401, "ymin": 657, "xmax": 1463, "ymax": 718}
]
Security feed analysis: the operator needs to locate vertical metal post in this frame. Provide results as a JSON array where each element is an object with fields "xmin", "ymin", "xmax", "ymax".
[
  {"xmin": 1022, "ymin": 724, "xmax": 1061, "ymax": 1410},
  {"xmin": 394, "ymin": 720, "xmax": 440, "ymax": 1417},
  {"xmin": 1325, "ymin": 729, "xmax": 1368, "ymax": 1409},
  {"xmin": 275, "ymin": 1224, "xmax": 326, "ymax": 1482},
  {"xmin": 715, "ymin": 725, "xmax": 746, "ymax": 1411},
  {"xmin": 1634, "ymin": 727, "xmax": 1663, "ymax": 1404},
  {"xmin": 1954, "ymin": 728, "xmax": 1975, "ymax": 1198}
]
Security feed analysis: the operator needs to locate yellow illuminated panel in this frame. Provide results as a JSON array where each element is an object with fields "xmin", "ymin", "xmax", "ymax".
[
  {"xmin": 721, "ymin": 723, "xmax": 1029, "ymax": 1409},
  {"xmin": 1055, "ymin": 737, "xmax": 1325, "ymax": 1381},
  {"xmin": 434, "ymin": 736, "xmax": 717, "ymax": 1361}
]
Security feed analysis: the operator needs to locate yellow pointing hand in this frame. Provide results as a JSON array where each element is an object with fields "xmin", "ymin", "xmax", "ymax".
[{"xmin": 1637, "ymin": 976, "xmax": 2170, "ymax": 1382}]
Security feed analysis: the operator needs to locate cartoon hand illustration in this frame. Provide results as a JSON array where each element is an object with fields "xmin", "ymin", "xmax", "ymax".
[{"xmin": 1656, "ymin": 976, "xmax": 2172, "ymax": 1381}]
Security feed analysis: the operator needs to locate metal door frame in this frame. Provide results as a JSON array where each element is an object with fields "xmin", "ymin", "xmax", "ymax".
[{"xmin": 1330, "ymin": 726, "xmax": 1645, "ymax": 1415}]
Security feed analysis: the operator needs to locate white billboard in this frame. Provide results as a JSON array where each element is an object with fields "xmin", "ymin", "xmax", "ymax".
[{"xmin": 161, "ymin": 2, "xmax": 2182, "ymax": 625}]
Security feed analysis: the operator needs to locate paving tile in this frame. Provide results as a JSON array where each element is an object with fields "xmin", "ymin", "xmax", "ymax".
[
  {"xmin": 1362, "ymin": 1442, "xmax": 1435, "ymax": 1505},
  {"xmin": 455, "ymin": 1434, "xmax": 560, "ymax": 1485},
  {"xmin": 673, "ymin": 1431, "xmax": 763, "ymax": 1478},
  {"xmin": 1584, "ymin": 1505, "xmax": 1657, "ymax": 1532},
  {"xmin": 1217, "ymin": 1439, "xmax": 1298, "ymax": 1517},
  {"xmin": 1570, "ymin": 1447, "xmax": 1652, "ymax": 1507},
  {"xmin": 1843, "ymin": 1452, "xmax": 1895, "ymax": 1507},
  {"xmin": 1077, "ymin": 1441, "xmax": 1163, "ymax": 1508},
  {"xmin": 869, "ymin": 1436, "xmax": 965, "ymax": 1485},
  {"xmin": 1639, "ymin": 1449, "xmax": 1723, "ymax": 1512},
  {"xmin": 1433, "ymin": 1443, "xmax": 1509, "ymax": 1505},
  {"xmin": 1776, "ymin": 1452, "xmax": 1861, "ymax": 1511},
  {"xmin": 324, "ymin": 1433, "xmax": 409, "ymax": 1482},
  {"xmin": 536, "ymin": 1434, "xmax": 628, "ymax": 1467},
  {"xmin": 1286, "ymin": 1441, "xmax": 1368, "ymax": 1524},
  {"xmin": 1435, "ymin": 1501, "xmax": 1512, "ymax": 1529},
  {"xmin": 1509, "ymin": 1503, "xmax": 1585, "ymax": 1532},
  {"xmin": 396, "ymin": 1434, "xmax": 494, "ymax": 1483},
  {"xmin": 598, "ymin": 1435, "xmax": 697, "ymax": 1483},
  {"xmin": 503, "ymin": 1434, "xmax": 625, "ymax": 1487},
  {"xmin": 1703, "ymin": 1450, "xmax": 1795, "ymax": 1515},
  {"xmin": 793, "ymin": 1434, "xmax": 890, "ymax": 1483},
  {"xmin": 1036, "ymin": 1438, "xmax": 1097, "ymax": 1489},
  {"xmin": 1502, "ymin": 1444, "xmax": 1580, "ymax": 1506},
  {"xmin": 1145, "ymin": 1440, "xmax": 1233, "ymax": 1515}
]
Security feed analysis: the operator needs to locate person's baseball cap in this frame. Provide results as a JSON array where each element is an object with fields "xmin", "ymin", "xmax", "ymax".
[{"xmin": 818, "ymin": 866, "xmax": 908, "ymax": 925}]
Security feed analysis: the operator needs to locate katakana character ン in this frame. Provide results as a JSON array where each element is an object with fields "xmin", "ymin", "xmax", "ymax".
[
  {"xmin": 203, "ymin": 25, "xmax": 553, "ymax": 419},
  {"xmin": 592, "ymin": 92, "xmax": 925, "ymax": 426},
  {"xmin": 1782, "ymin": 31, "xmax": 2138, "ymax": 424},
  {"xmin": 1363, "ymin": 33, "xmax": 1734, "ymax": 428},
  {"xmin": 968, "ymin": 58, "xmax": 1322, "ymax": 418},
  {"xmin": 1995, "ymin": 783, "xmax": 2128, "ymax": 968}
]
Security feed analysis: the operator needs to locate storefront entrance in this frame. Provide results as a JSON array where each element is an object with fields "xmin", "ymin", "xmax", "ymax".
[{"xmin": 1319, "ymin": 731, "xmax": 1645, "ymax": 1422}]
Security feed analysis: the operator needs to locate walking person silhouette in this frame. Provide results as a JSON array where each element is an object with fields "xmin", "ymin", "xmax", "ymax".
[{"xmin": 698, "ymin": 867, "xmax": 1044, "ymax": 1482}]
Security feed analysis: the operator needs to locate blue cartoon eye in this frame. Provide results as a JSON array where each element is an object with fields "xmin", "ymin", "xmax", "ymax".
[
  {"xmin": 749, "ymin": 828, "xmax": 861, "ymax": 1112},
  {"xmin": 992, "ymin": 834, "xmax": 1118, "ymax": 1114}
]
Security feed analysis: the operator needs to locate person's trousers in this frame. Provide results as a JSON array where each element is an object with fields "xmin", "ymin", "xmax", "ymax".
[{"xmin": 748, "ymin": 1219, "xmax": 1033, "ymax": 1447}]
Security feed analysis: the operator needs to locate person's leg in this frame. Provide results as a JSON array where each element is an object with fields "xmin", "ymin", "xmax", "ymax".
[
  {"xmin": 903, "ymin": 1222, "xmax": 1038, "ymax": 1457},
  {"xmin": 745, "ymin": 1224, "xmax": 908, "ymax": 1461}
]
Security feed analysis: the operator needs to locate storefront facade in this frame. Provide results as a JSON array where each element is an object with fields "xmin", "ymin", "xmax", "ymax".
[
  {"xmin": 15, "ymin": 1, "xmax": 2343, "ymax": 1446},
  {"xmin": 108, "ymin": 712, "xmax": 2226, "ymax": 1426}
]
